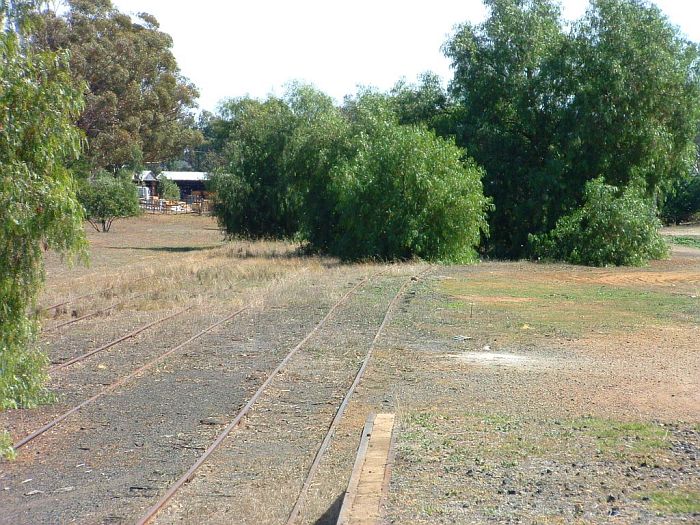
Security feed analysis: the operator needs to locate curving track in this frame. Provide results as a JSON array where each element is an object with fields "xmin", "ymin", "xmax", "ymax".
[{"xmin": 0, "ymin": 265, "xmax": 426, "ymax": 525}]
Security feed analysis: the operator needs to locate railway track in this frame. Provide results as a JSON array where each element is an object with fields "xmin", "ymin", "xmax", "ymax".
[
  {"xmin": 285, "ymin": 268, "xmax": 430, "ymax": 524},
  {"xmin": 42, "ymin": 288, "xmax": 161, "ymax": 333},
  {"xmin": 38, "ymin": 275, "xmax": 150, "ymax": 313},
  {"xmin": 12, "ymin": 304, "xmax": 250, "ymax": 451},
  {"xmin": 49, "ymin": 305, "xmax": 193, "ymax": 371},
  {"xmin": 139, "ymin": 267, "xmax": 428, "ymax": 525},
  {"xmin": 1, "ymin": 266, "xmax": 425, "ymax": 525}
]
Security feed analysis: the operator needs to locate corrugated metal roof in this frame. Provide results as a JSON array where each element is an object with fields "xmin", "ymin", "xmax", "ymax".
[{"xmin": 138, "ymin": 171, "xmax": 209, "ymax": 182}]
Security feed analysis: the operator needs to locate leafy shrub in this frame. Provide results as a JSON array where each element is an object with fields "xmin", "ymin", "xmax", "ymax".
[
  {"xmin": 209, "ymin": 87, "xmax": 491, "ymax": 261},
  {"xmin": 328, "ymin": 122, "xmax": 490, "ymax": 262},
  {"xmin": 208, "ymin": 172, "xmax": 254, "ymax": 236},
  {"xmin": 158, "ymin": 176, "xmax": 181, "ymax": 201},
  {"xmin": 1, "ymin": 25, "xmax": 86, "ymax": 410},
  {"xmin": 211, "ymin": 97, "xmax": 298, "ymax": 238},
  {"xmin": 661, "ymin": 174, "xmax": 700, "ymax": 224},
  {"xmin": 0, "ymin": 430, "xmax": 16, "ymax": 460},
  {"xmin": 530, "ymin": 178, "xmax": 668, "ymax": 266},
  {"xmin": 79, "ymin": 172, "xmax": 141, "ymax": 232},
  {"xmin": 283, "ymin": 85, "xmax": 354, "ymax": 251}
]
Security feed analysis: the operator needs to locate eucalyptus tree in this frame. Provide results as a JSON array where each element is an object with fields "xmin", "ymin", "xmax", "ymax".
[
  {"xmin": 31, "ymin": 0, "xmax": 201, "ymax": 173},
  {"xmin": 1, "ymin": 3, "xmax": 86, "ymax": 409},
  {"xmin": 446, "ymin": 0, "xmax": 700, "ymax": 260}
]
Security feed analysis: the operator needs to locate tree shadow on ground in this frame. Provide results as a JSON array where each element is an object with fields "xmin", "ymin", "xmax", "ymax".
[
  {"xmin": 314, "ymin": 493, "xmax": 345, "ymax": 525},
  {"xmin": 104, "ymin": 245, "xmax": 219, "ymax": 253}
]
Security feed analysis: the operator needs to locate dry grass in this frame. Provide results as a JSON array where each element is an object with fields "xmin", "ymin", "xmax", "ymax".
[{"xmin": 39, "ymin": 216, "xmax": 334, "ymax": 324}]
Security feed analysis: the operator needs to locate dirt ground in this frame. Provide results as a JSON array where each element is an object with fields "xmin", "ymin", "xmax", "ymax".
[{"xmin": 0, "ymin": 216, "xmax": 698, "ymax": 524}]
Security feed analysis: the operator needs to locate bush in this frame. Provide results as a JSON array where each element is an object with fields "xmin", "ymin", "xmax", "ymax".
[
  {"xmin": 661, "ymin": 174, "xmax": 700, "ymax": 224},
  {"xmin": 158, "ymin": 176, "xmax": 180, "ymax": 201},
  {"xmin": 283, "ymin": 85, "xmax": 354, "ymax": 251},
  {"xmin": 79, "ymin": 173, "xmax": 141, "ymax": 232},
  {"xmin": 1, "ymin": 25, "xmax": 86, "ymax": 411},
  {"xmin": 211, "ymin": 97, "xmax": 298, "ymax": 238},
  {"xmin": 530, "ymin": 178, "xmax": 668, "ymax": 266},
  {"xmin": 208, "ymin": 172, "xmax": 253, "ymax": 236},
  {"xmin": 208, "ymin": 87, "xmax": 491, "ymax": 260},
  {"xmin": 328, "ymin": 122, "xmax": 490, "ymax": 262}
]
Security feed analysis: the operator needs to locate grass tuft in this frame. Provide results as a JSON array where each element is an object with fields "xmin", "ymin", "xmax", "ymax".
[
  {"xmin": 642, "ymin": 490, "xmax": 700, "ymax": 514},
  {"xmin": 568, "ymin": 416, "xmax": 669, "ymax": 458},
  {"xmin": 667, "ymin": 236, "xmax": 700, "ymax": 250}
]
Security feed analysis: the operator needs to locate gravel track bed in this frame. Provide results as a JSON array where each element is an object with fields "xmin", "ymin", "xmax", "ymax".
[
  {"xmin": 1, "ymin": 307, "xmax": 230, "ymax": 445},
  {"xmin": 150, "ymin": 269, "xmax": 420, "ymax": 524},
  {"xmin": 0, "ymin": 266, "xmax": 372, "ymax": 524}
]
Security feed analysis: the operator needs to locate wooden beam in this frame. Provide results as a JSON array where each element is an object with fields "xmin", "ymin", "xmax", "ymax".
[{"xmin": 337, "ymin": 413, "xmax": 397, "ymax": 525}]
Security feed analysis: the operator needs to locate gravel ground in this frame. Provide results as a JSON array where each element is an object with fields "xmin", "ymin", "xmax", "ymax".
[
  {"xmin": 1, "ymin": 264, "xmax": 378, "ymax": 523},
  {"xmin": 2, "ymin": 216, "xmax": 698, "ymax": 524},
  {"xmin": 152, "ymin": 267, "xmax": 425, "ymax": 525}
]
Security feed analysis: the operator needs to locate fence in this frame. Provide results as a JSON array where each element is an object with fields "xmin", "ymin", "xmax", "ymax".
[{"xmin": 139, "ymin": 197, "xmax": 212, "ymax": 215}]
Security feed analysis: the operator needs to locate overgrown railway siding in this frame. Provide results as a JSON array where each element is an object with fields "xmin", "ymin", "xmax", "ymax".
[
  {"xmin": 0, "ymin": 266, "xmax": 381, "ymax": 524},
  {"xmin": 149, "ymin": 268, "xmax": 425, "ymax": 525}
]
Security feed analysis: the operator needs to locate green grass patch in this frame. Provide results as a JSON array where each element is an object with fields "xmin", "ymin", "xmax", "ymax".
[
  {"xmin": 0, "ymin": 430, "xmax": 16, "ymax": 460},
  {"xmin": 667, "ymin": 236, "xmax": 700, "ymax": 250},
  {"xmin": 405, "ymin": 412, "xmax": 440, "ymax": 431},
  {"xmin": 440, "ymin": 277, "xmax": 698, "ymax": 337},
  {"xmin": 641, "ymin": 490, "xmax": 700, "ymax": 514},
  {"xmin": 476, "ymin": 413, "xmax": 522, "ymax": 433},
  {"xmin": 568, "ymin": 416, "xmax": 669, "ymax": 458}
]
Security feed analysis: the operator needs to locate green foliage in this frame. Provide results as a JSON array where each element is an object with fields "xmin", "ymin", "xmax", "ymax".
[
  {"xmin": 210, "ymin": 96, "xmax": 298, "ymax": 238},
  {"xmin": 643, "ymin": 491, "xmax": 700, "ymax": 514},
  {"xmin": 390, "ymin": 72, "xmax": 457, "ymax": 138},
  {"xmin": 530, "ymin": 178, "xmax": 668, "ymax": 266},
  {"xmin": 79, "ymin": 172, "xmax": 140, "ymax": 232},
  {"xmin": 661, "ymin": 174, "xmax": 700, "ymax": 224},
  {"xmin": 30, "ymin": 0, "xmax": 202, "ymax": 172},
  {"xmin": 668, "ymin": 236, "xmax": 700, "ymax": 250},
  {"xmin": 188, "ymin": 110, "xmax": 231, "ymax": 172},
  {"xmin": 445, "ymin": 0, "xmax": 567, "ymax": 257},
  {"xmin": 157, "ymin": 176, "xmax": 180, "ymax": 201},
  {"xmin": 0, "ymin": 16, "xmax": 86, "ymax": 409},
  {"xmin": 445, "ymin": 0, "xmax": 700, "ymax": 258},
  {"xmin": 0, "ymin": 430, "xmax": 16, "ymax": 460},
  {"xmin": 283, "ymin": 84, "xmax": 354, "ymax": 250},
  {"xmin": 209, "ymin": 85, "xmax": 490, "ymax": 261},
  {"xmin": 329, "ymin": 116, "xmax": 490, "ymax": 262}
]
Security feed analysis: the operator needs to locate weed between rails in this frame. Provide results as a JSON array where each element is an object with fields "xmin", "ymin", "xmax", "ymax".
[{"xmin": 0, "ymin": 430, "xmax": 16, "ymax": 460}]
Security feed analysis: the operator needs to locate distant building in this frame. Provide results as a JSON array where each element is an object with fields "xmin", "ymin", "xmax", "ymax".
[{"xmin": 136, "ymin": 171, "xmax": 209, "ymax": 199}]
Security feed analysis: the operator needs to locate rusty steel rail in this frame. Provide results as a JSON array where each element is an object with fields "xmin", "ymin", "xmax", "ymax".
[
  {"xmin": 13, "ymin": 304, "xmax": 250, "ymax": 451},
  {"xmin": 286, "ymin": 267, "xmax": 431, "ymax": 524},
  {"xmin": 50, "ymin": 305, "xmax": 193, "ymax": 372},
  {"xmin": 39, "ymin": 276, "xmax": 149, "ymax": 312},
  {"xmin": 135, "ymin": 268, "xmax": 390, "ymax": 525},
  {"xmin": 42, "ymin": 291, "xmax": 149, "ymax": 333}
]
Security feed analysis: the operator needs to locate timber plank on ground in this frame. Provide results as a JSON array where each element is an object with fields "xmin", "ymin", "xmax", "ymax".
[{"xmin": 337, "ymin": 413, "xmax": 396, "ymax": 525}]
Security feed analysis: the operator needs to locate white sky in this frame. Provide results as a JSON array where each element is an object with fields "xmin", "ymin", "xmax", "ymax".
[{"xmin": 112, "ymin": 0, "xmax": 700, "ymax": 113}]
